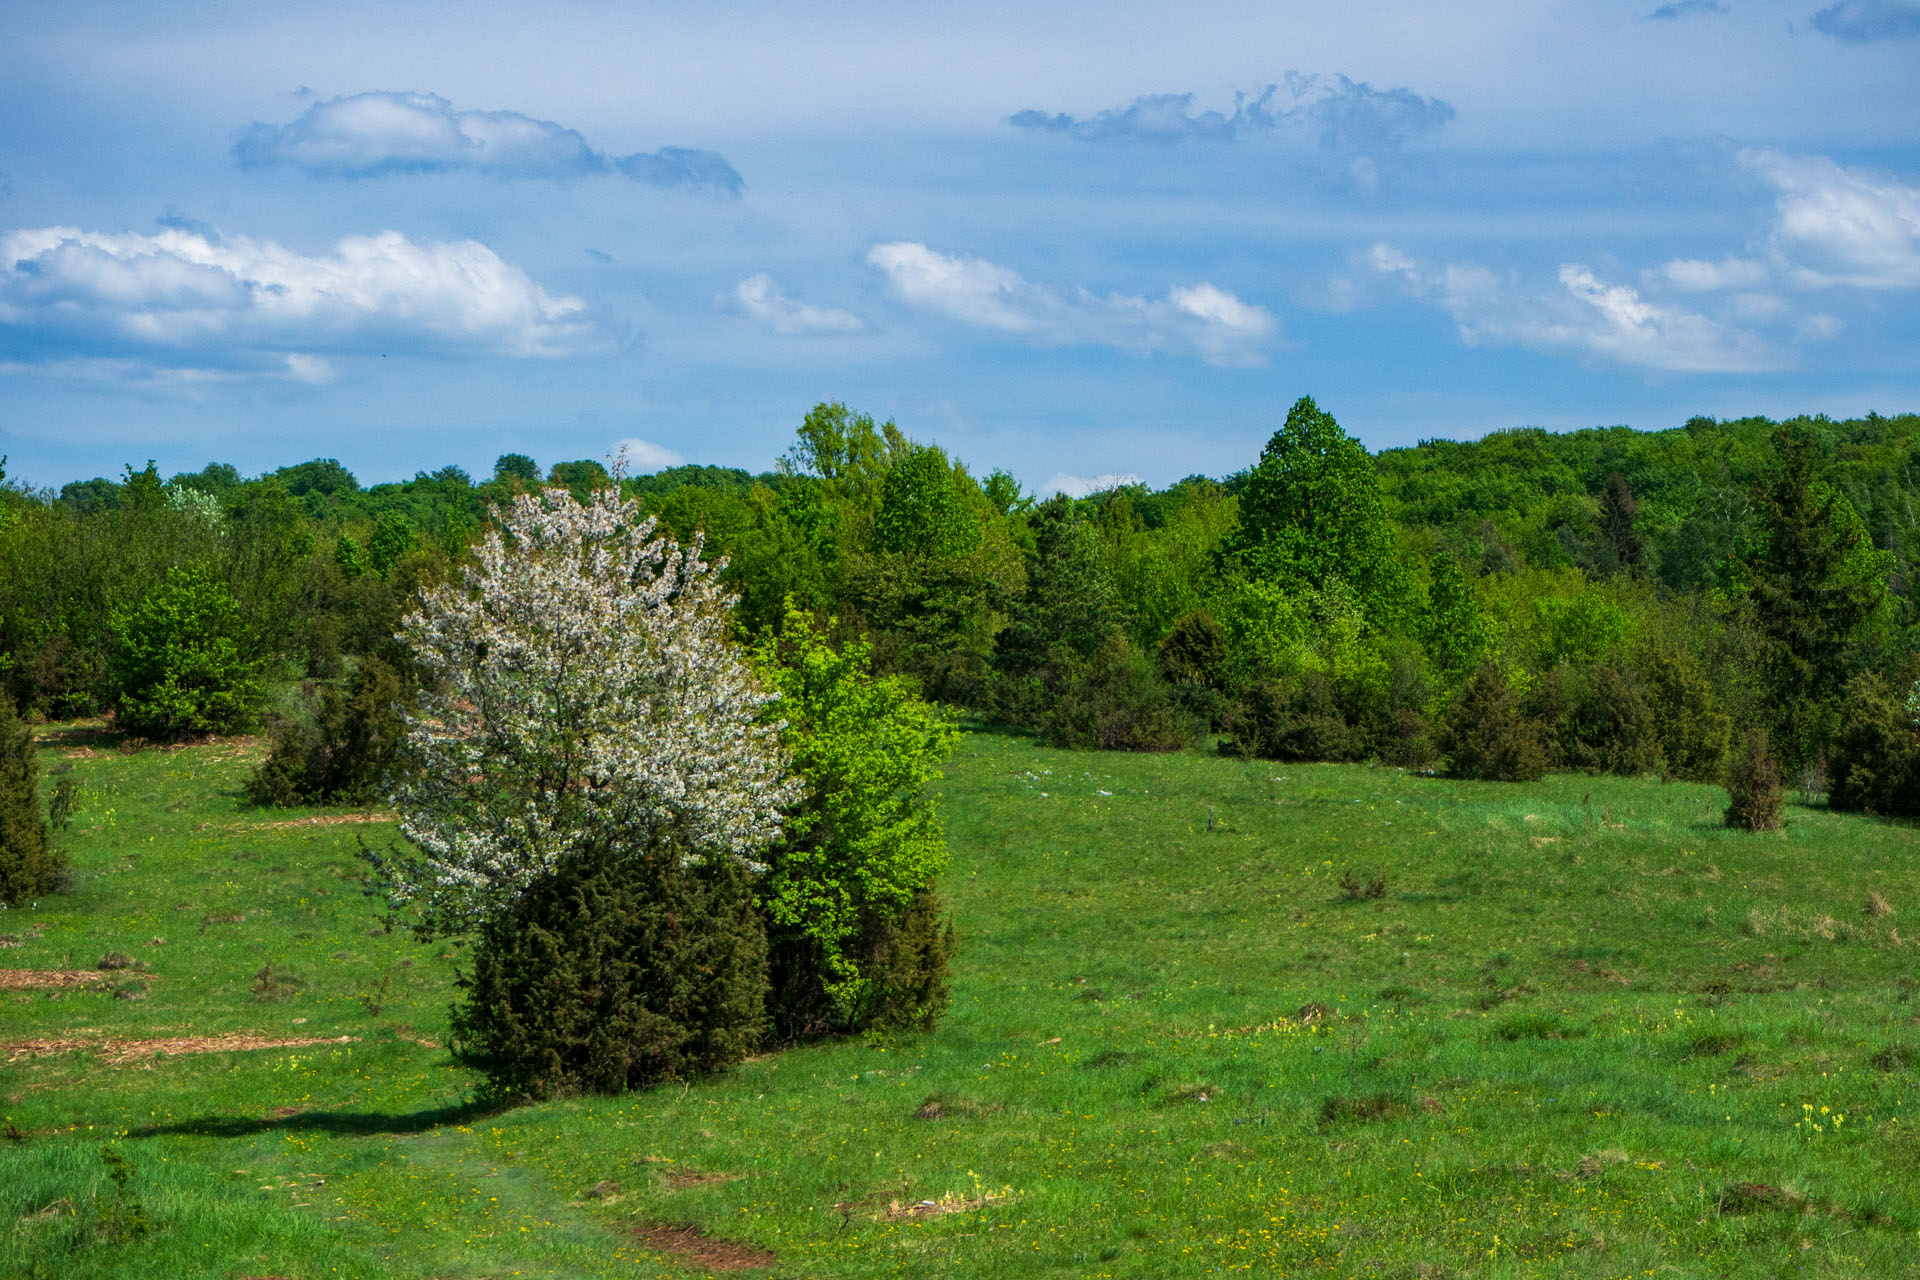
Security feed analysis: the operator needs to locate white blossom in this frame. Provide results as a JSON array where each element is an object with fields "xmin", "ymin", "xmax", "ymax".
[{"xmin": 382, "ymin": 480, "xmax": 796, "ymax": 931}]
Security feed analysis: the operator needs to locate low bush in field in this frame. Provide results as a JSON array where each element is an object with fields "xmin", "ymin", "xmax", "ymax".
[
  {"xmin": 453, "ymin": 831, "xmax": 770, "ymax": 1098},
  {"xmin": 246, "ymin": 657, "xmax": 411, "ymax": 807},
  {"xmin": 1440, "ymin": 662, "xmax": 1547, "ymax": 782}
]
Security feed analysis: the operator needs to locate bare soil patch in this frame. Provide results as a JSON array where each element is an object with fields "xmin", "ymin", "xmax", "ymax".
[
  {"xmin": 0, "ymin": 969, "xmax": 109, "ymax": 990},
  {"xmin": 3, "ymin": 1032, "xmax": 356, "ymax": 1066},
  {"xmin": 667, "ymin": 1170, "xmax": 744, "ymax": 1190},
  {"xmin": 633, "ymin": 1222, "xmax": 775, "ymax": 1271},
  {"xmin": 239, "ymin": 812, "xmax": 396, "ymax": 830}
]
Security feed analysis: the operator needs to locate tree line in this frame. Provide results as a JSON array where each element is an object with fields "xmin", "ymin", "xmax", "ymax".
[{"xmin": 4, "ymin": 397, "xmax": 1920, "ymax": 811}]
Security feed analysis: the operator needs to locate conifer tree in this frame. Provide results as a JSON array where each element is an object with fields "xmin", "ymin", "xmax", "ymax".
[{"xmin": 0, "ymin": 693, "xmax": 61, "ymax": 905}]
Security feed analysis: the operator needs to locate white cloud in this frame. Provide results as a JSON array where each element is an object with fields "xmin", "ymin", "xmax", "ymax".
[
  {"xmin": 1741, "ymin": 149, "xmax": 1920, "ymax": 289},
  {"xmin": 1372, "ymin": 243, "xmax": 1783, "ymax": 373},
  {"xmin": 1007, "ymin": 74, "xmax": 1452, "ymax": 153},
  {"xmin": 1039, "ymin": 472, "xmax": 1143, "ymax": 499},
  {"xmin": 1658, "ymin": 256, "xmax": 1771, "ymax": 291},
  {"xmin": 732, "ymin": 274, "xmax": 863, "ymax": 335},
  {"xmin": 0, "ymin": 225, "xmax": 592, "ymax": 369},
  {"xmin": 235, "ymin": 91, "xmax": 744, "ymax": 193},
  {"xmin": 612, "ymin": 438, "xmax": 686, "ymax": 471},
  {"xmin": 867, "ymin": 241, "xmax": 1276, "ymax": 367}
]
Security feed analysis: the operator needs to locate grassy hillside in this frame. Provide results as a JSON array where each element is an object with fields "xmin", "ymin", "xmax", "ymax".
[{"xmin": 4, "ymin": 727, "xmax": 1920, "ymax": 1278}]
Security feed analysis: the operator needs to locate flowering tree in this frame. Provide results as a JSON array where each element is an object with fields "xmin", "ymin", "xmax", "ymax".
[{"xmin": 376, "ymin": 481, "xmax": 797, "ymax": 936}]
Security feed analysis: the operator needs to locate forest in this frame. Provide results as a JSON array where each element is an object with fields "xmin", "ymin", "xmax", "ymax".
[{"xmin": 4, "ymin": 398, "xmax": 1919, "ymax": 812}]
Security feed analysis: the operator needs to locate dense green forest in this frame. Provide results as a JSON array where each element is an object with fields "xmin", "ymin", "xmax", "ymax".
[{"xmin": 5, "ymin": 399, "xmax": 1920, "ymax": 813}]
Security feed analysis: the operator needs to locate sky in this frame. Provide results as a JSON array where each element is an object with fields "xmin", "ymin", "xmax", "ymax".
[{"xmin": 2, "ymin": 1, "xmax": 1919, "ymax": 497}]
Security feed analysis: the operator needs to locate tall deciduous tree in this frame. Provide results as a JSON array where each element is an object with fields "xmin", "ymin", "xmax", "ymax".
[{"xmin": 1230, "ymin": 396, "xmax": 1404, "ymax": 628}]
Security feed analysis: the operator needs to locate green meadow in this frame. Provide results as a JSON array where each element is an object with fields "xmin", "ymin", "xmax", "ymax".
[{"xmin": 4, "ymin": 725, "xmax": 1920, "ymax": 1279}]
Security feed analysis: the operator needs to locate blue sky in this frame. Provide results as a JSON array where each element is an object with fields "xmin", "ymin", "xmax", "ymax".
[{"xmin": 3, "ymin": 1, "xmax": 1918, "ymax": 496}]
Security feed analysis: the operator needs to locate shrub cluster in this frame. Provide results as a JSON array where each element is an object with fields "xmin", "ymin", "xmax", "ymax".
[
  {"xmin": 1440, "ymin": 664, "xmax": 1548, "ymax": 782},
  {"xmin": 1725, "ymin": 727, "xmax": 1786, "ymax": 832}
]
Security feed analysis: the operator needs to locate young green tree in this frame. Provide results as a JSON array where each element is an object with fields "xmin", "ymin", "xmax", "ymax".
[
  {"xmin": 0, "ymin": 692, "xmax": 62, "ymax": 905},
  {"xmin": 754, "ymin": 608, "xmax": 959, "ymax": 1036},
  {"xmin": 108, "ymin": 566, "xmax": 265, "ymax": 740},
  {"xmin": 1229, "ymin": 396, "xmax": 1405, "ymax": 628}
]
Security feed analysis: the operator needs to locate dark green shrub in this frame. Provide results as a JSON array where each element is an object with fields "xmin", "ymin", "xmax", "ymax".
[
  {"xmin": 1441, "ymin": 663, "xmax": 1547, "ymax": 781},
  {"xmin": 246, "ymin": 657, "xmax": 411, "ymax": 807},
  {"xmin": 1041, "ymin": 635, "xmax": 1194, "ymax": 753},
  {"xmin": 453, "ymin": 831, "xmax": 769, "ymax": 1098},
  {"xmin": 108, "ymin": 565, "xmax": 263, "ymax": 740},
  {"xmin": 768, "ymin": 887, "xmax": 956, "ymax": 1040},
  {"xmin": 1827, "ymin": 673, "xmax": 1920, "ymax": 816},
  {"xmin": 1158, "ymin": 610, "xmax": 1230, "ymax": 690},
  {"xmin": 755, "ymin": 610, "xmax": 959, "ymax": 1037},
  {"xmin": 1725, "ymin": 727, "xmax": 1785, "ymax": 832},
  {"xmin": 1534, "ymin": 663, "xmax": 1660, "ymax": 776},
  {"xmin": 1225, "ymin": 674, "xmax": 1363, "ymax": 762},
  {"xmin": 0, "ymin": 693, "xmax": 62, "ymax": 905},
  {"xmin": 1644, "ymin": 649, "xmax": 1730, "ymax": 782}
]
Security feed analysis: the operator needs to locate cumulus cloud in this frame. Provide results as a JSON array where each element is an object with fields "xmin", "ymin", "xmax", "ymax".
[
  {"xmin": 867, "ymin": 242, "xmax": 1276, "ymax": 367},
  {"xmin": 612, "ymin": 438, "xmax": 686, "ymax": 470},
  {"xmin": 1809, "ymin": 0, "xmax": 1920, "ymax": 41},
  {"xmin": 0, "ymin": 224, "xmax": 592, "ymax": 375},
  {"xmin": 1646, "ymin": 0, "xmax": 1728, "ymax": 18},
  {"xmin": 1039, "ymin": 472, "xmax": 1143, "ymax": 499},
  {"xmin": 1288, "ymin": 74, "xmax": 1456, "ymax": 152},
  {"xmin": 1370, "ymin": 243, "xmax": 1783, "ymax": 373},
  {"xmin": 1010, "ymin": 75, "xmax": 1451, "ymax": 151},
  {"xmin": 1741, "ymin": 149, "xmax": 1920, "ymax": 288},
  {"xmin": 235, "ymin": 92, "xmax": 743, "ymax": 194},
  {"xmin": 732, "ymin": 274, "xmax": 863, "ymax": 335},
  {"xmin": 1658, "ymin": 256, "xmax": 1772, "ymax": 291}
]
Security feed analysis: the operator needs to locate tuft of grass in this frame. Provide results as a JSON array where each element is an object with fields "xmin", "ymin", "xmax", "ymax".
[{"xmin": 1319, "ymin": 1093, "xmax": 1405, "ymax": 1126}]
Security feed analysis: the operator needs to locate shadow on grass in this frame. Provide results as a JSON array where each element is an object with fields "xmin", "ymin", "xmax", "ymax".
[{"xmin": 127, "ymin": 1097, "xmax": 508, "ymax": 1141}]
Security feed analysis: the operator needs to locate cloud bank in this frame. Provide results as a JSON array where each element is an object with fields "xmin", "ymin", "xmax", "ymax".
[
  {"xmin": 867, "ymin": 242, "xmax": 1276, "ymax": 366},
  {"xmin": 1740, "ymin": 150, "xmax": 1920, "ymax": 288},
  {"xmin": 1369, "ymin": 244, "xmax": 1784, "ymax": 373},
  {"xmin": 0, "ymin": 224, "xmax": 592, "ymax": 376},
  {"xmin": 1809, "ymin": 0, "xmax": 1920, "ymax": 41},
  {"xmin": 1009, "ymin": 74, "xmax": 1453, "ymax": 151},
  {"xmin": 732, "ymin": 274, "xmax": 863, "ymax": 335},
  {"xmin": 235, "ymin": 92, "xmax": 743, "ymax": 194}
]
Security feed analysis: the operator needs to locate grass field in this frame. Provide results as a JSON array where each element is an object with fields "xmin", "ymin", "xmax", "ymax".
[{"xmin": 4, "ymin": 724, "xmax": 1920, "ymax": 1278}]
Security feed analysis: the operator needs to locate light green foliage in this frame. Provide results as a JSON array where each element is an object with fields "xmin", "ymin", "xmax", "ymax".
[
  {"xmin": 1422, "ymin": 551, "xmax": 1490, "ymax": 676},
  {"xmin": 363, "ymin": 513, "xmax": 416, "ymax": 576},
  {"xmin": 755, "ymin": 608, "xmax": 958, "ymax": 1029},
  {"xmin": 1532, "ymin": 591, "xmax": 1631, "ymax": 669},
  {"xmin": 1231, "ymin": 396, "xmax": 1405, "ymax": 628},
  {"xmin": 108, "ymin": 565, "xmax": 263, "ymax": 740},
  {"xmin": 873, "ymin": 445, "xmax": 983, "ymax": 560}
]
